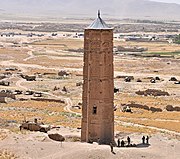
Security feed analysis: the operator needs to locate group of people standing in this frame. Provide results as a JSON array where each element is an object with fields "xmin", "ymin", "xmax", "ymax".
[
  {"xmin": 110, "ymin": 136, "xmax": 150, "ymax": 153},
  {"xmin": 142, "ymin": 136, "xmax": 149, "ymax": 144},
  {"xmin": 117, "ymin": 136, "xmax": 131, "ymax": 147},
  {"xmin": 116, "ymin": 136, "xmax": 150, "ymax": 147}
]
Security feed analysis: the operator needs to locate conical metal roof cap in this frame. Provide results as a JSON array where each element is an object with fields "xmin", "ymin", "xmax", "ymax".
[{"xmin": 87, "ymin": 10, "xmax": 112, "ymax": 30}]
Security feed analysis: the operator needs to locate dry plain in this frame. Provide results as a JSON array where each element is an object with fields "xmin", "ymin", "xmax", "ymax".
[{"xmin": 0, "ymin": 30, "xmax": 180, "ymax": 159}]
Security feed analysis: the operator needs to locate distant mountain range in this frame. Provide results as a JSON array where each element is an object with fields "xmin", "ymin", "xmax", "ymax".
[{"xmin": 0, "ymin": 0, "xmax": 180, "ymax": 20}]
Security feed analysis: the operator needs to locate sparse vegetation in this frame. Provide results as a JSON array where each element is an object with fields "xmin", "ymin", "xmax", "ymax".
[{"xmin": 174, "ymin": 34, "xmax": 180, "ymax": 44}]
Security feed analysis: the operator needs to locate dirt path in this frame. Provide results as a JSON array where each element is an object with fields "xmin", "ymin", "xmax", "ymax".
[
  {"xmin": 116, "ymin": 116, "xmax": 180, "ymax": 123},
  {"xmin": 115, "ymin": 120, "xmax": 180, "ymax": 136},
  {"xmin": 64, "ymin": 98, "xmax": 81, "ymax": 116},
  {"xmin": 23, "ymin": 50, "xmax": 35, "ymax": 61},
  {"xmin": 6, "ymin": 59, "xmax": 76, "ymax": 115},
  {"xmin": 15, "ymin": 78, "xmax": 28, "ymax": 90}
]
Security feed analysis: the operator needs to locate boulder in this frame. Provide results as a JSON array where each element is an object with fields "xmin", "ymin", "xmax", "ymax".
[
  {"xmin": 48, "ymin": 134, "xmax": 65, "ymax": 142},
  {"xmin": 166, "ymin": 105, "xmax": 174, "ymax": 111},
  {"xmin": 58, "ymin": 70, "xmax": 69, "ymax": 77},
  {"xmin": 169, "ymin": 77, "xmax": 178, "ymax": 81},
  {"xmin": 137, "ymin": 78, "xmax": 142, "ymax": 82},
  {"xmin": 155, "ymin": 77, "xmax": 160, "ymax": 80},
  {"xmin": 150, "ymin": 78, "xmax": 156, "ymax": 83}
]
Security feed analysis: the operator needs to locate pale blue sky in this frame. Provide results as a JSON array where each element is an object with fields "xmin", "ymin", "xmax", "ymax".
[{"xmin": 153, "ymin": 0, "xmax": 180, "ymax": 4}]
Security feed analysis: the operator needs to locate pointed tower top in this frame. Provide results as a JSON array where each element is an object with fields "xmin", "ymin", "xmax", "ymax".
[{"xmin": 86, "ymin": 10, "xmax": 112, "ymax": 30}]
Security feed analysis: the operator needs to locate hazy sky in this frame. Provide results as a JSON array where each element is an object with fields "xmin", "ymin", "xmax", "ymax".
[{"xmin": 153, "ymin": 0, "xmax": 180, "ymax": 4}]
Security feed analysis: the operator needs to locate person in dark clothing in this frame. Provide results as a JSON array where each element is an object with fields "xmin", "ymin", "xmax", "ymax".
[
  {"xmin": 110, "ymin": 142, "xmax": 114, "ymax": 152},
  {"xmin": 142, "ymin": 136, "xmax": 145, "ymax": 144},
  {"xmin": 117, "ymin": 139, "xmax": 120, "ymax": 147},
  {"xmin": 121, "ymin": 140, "xmax": 125, "ymax": 147},
  {"xmin": 127, "ymin": 136, "xmax": 131, "ymax": 146},
  {"xmin": 146, "ymin": 136, "xmax": 149, "ymax": 144}
]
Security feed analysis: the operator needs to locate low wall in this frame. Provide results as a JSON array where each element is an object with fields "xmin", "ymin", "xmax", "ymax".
[
  {"xmin": 0, "ymin": 92, "xmax": 16, "ymax": 99},
  {"xmin": 31, "ymin": 98, "xmax": 65, "ymax": 103}
]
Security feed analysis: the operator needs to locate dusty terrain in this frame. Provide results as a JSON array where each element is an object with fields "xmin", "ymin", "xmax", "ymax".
[
  {"xmin": 0, "ymin": 129, "xmax": 180, "ymax": 159},
  {"xmin": 0, "ymin": 27, "xmax": 180, "ymax": 158}
]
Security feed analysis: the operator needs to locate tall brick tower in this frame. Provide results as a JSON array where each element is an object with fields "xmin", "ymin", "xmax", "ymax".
[{"xmin": 81, "ymin": 11, "xmax": 114, "ymax": 144}]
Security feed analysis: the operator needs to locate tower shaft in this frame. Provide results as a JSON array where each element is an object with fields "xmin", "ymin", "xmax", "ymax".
[{"xmin": 81, "ymin": 29, "xmax": 114, "ymax": 144}]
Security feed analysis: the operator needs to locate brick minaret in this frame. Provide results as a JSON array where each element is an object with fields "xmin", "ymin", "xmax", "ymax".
[{"xmin": 81, "ymin": 11, "xmax": 114, "ymax": 144}]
